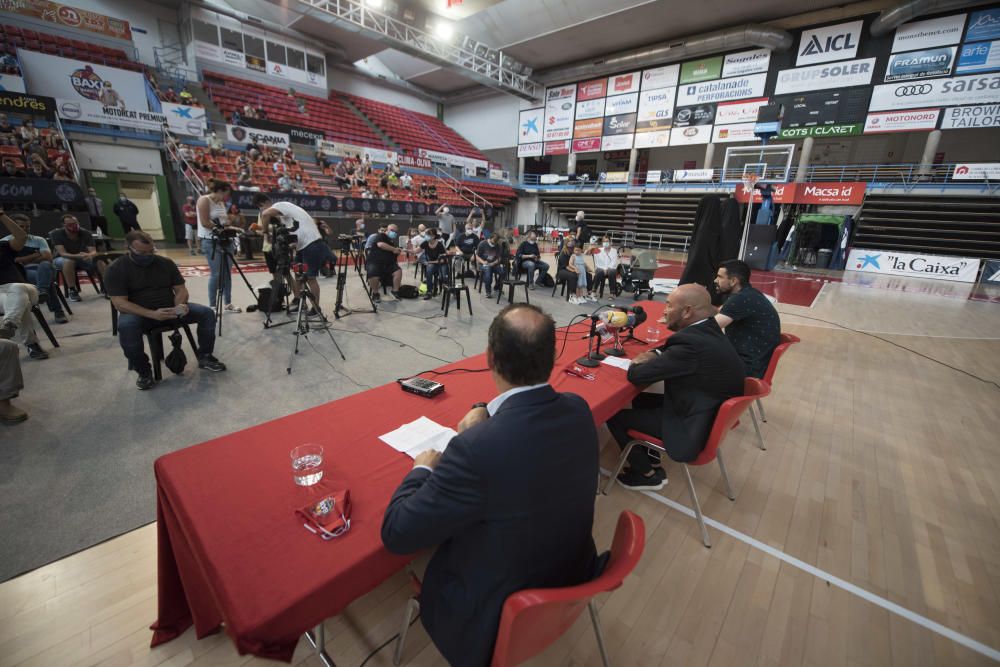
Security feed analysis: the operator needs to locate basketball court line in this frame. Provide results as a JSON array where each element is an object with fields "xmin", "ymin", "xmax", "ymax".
[{"xmin": 600, "ymin": 469, "xmax": 1000, "ymax": 662}]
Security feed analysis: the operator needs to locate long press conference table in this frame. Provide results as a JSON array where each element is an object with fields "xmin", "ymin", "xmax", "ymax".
[{"xmin": 150, "ymin": 301, "xmax": 667, "ymax": 663}]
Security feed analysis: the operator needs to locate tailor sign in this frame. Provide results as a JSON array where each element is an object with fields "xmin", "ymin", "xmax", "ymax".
[
  {"xmin": 847, "ymin": 248, "xmax": 981, "ymax": 282},
  {"xmin": 940, "ymin": 104, "xmax": 1000, "ymax": 128}
]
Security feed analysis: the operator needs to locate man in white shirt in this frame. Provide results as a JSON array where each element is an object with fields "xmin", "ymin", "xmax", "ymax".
[
  {"xmin": 400, "ymin": 173, "xmax": 413, "ymax": 190},
  {"xmin": 253, "ymin": 194, "xmax": 335, "ymax": 312},
  {"xmin": 593, "ymin": 236, "xmax": 620, "ymax": 298}
]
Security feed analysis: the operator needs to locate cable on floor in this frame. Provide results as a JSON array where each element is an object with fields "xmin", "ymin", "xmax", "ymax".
[{"xmin": 357, "ymin": 611, "xmax": 421, "ymax": 667}]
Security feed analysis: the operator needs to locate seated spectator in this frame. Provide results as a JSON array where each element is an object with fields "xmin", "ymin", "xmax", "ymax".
[
  {"xmin": 333, "ymin": 161, "xmax": 350, "ymax": 189},
  {"xmin": 291, "ymin": 174, "xmax": 306, "ymax": 194},
  {"xmin": 593, "ymin": 235, "xmax": 620, "ymax": 297},
  {"xmin": 179, "ymin": 89, "xmax": 194, "ymax": 105},
  {"xmin": 449, "ymin": 223, "xmax": 480, "ymax": 261},
  {"xmin": 243, "ymin": 104, "xmax": 255, "ymax": 119},
  {"xmin": 365, "ymin": 223, "xmax": 405, "ymax": 302},
  {"xmin": 361, "ymin": 188, "xmax": 373, "ymax": 199},
  {"xmin": 400, "ymin": 172, "xmax": 413, "ymax": 190},
  {"xmin": 2, "ymin": 213, "xmax": 67, "ymax": 323},
  {"xmin": 257, "ymin": 107, "xmax": 268, "ymax": 120},
  {"xmin": 514, "ymin": 229, "xmax": 549, "ymax": 289},
  {"xmin": 272, "ymin": 160, "xmax": 287, "ymax": 175},
  {"xmin": 713, "ymin": 259, "xmax": 780, "ymax": 379},
  {"xmin": 419, "ymin": 229, "xmax": 450, "ymax": 299},
  {"xmin": 163, "ymin": 87, "xmax": 180, "ymax": 103},
  {"xmin": 51, "ymin": 214, "xmax": 108, "ymax": 302},
  {"xmin": 556, "ymin": 240, "xmax": 591, "ymax": 305},
  {"xmin": 0, "ymin": 114, "xmax": 16, "ymax": 145},
  {"xmin": 267, "ymin": 147, "xmax": 282, "ymax": 162},
  {"xmin": 427, "ymin": 184, "xmax": 438, "ymax": 200},
  {"xmin": 231, "ymin": 109, "xmax": 244, "ymax": 126},
  {"xmin": 18, "ymin": 120, "xmax": 39, "ymax": 145},
  {"xmin": 296, "ymin": 98, "xmax": 306, "ymax": 114},
  {"xmin": 354, "ymin": 172, "xmax": 368, "ymax": 189},
  {"xmin": 365, "ymin": 224, "xmax": 387, "ymax": 251},
  {"xmin": 379, "ymin": 170, "xmax": 390, "ymax": 189},
  {"xmin": 380, "ymin": 303, "xmax": 599, "ymax": 667},
  {"xmin": 476, "ymin": 234, "xmax": 505, "ymax": 298},
  {"xmin": 235, "ymin": 153, "xmax": 250, "ymax": 173},
  {"xmin": 207, "ymin": 131, "xmax": 223, "ymax": 156},
  {"xmin": 277, "ymin": 173, "xmax": 292, "ymax": 192},
  {"xmin": 2, "ymin": 159, "xmax": 25, "ymax": 178},
  {"xmin": 28, "ymin": 162, "xmax": 51, "ymax": 179},
  {"xmin": 105, "ymin": 231, "xmax": 226, "ymax": 390},
  {"xmin": 178, "ymin": 144, "xmax": 196, "ymax": 165},
  {"xmin": 283, "ymin": 147, "xmax": 296, "ymax": 165},
  {"xmin": 236, "ymin": 169, "xmax": 258, "ymax": 192},
  {"xmin": 52, "ymin": 165, "xmax": 73, "ymax": 182},
  {"xmin": 387, "ymin": 171, "xmax": 399, "ymax": 189},
  {"xmin": 25, "ymin": 141, "xmax": 49, "ymax": 168},
  {"xmin": 0, "ymin": 339, "xmax": 27, "ymax": 423},
  {"xmin": 0, "ymin": 208, "xmax": 49, "ymax": 360}
]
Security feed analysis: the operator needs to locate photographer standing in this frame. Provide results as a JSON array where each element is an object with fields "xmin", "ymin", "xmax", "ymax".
[
  {"xmin": 196, "ymin": 181, "xmax": 241, "ymax": 314},
  {"xmin": 253, "ymin": 193, "xmax": 336, "ymax": 315}
]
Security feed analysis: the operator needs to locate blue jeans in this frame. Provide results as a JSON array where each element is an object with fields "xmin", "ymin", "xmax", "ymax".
[
  {"xmin": 519, "ymin": 259, "xmax": 549, "ymax": 285},
  {"xmin": 116, "ymin": 303, "xmax": 216, "ymax": 375},
  {"xmin": 23, "ymin": 262, "xmax": 63, "ymax": 314},
  {"xmin": 424, "ymin": 262, "xmax": 448, "ymax": 293},
  {"xmin": 480, "ymin": 264, "xmax": 505, "ymax": 293},
  {"xmin": 201, "ymin": 238, "xmax": 232, "ymax": 306}
]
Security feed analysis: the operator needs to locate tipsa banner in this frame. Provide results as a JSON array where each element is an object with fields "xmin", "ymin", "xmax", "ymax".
[
  {"xmin": 18, "ymin": 51, "xmax": 148, "ymax": 110},
  {"xmin": 847, "ymin": 248, "xmax": 981, "ymax": 283},
  {"xmin": 0, "ymin": 92, "xmax": 57, "ymax": 121},
  {"xmin": 226, "ymin": 124, "xmax": 289, "ymax": 149}
]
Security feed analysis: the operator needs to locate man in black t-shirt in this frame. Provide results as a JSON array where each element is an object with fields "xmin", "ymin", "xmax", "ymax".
[
  {"xmin": 514, "ymin": 229, "xmax": 549, "ymax": 289},
  {"xmin": 475, "ymin": 236, "xmax": 505, "ymax": 298},
  {"xmin": 419, "ymin": 229, "xmax": 452, "ymax": 299},
  {"xmin": 365, "ymin": 223, "xmax": 406, "ymax": 302},
  {"xmin": 714, "ymin": 259, "xmax": 780, "ymax": 379},
  {"xmin": 105, "ymin": 231, "xmax": 226, "ymax": 390},
  {"xmin": 51, "ymin": 214, "xmax": 108, "ymax": 302},
  {"xmin": 573, "ymin": 211, "xmax": 591, "ymax": 249}
]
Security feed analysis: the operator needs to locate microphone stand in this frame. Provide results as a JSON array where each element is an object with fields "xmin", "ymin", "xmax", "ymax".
[
  {"xmin": 604, "ymin": 328, "xmax": 626, "ymax": 357},
  {"xmin": 619, "ymin": 326, "xmax": 650, "ymax": 347},
  {"xmin": 576, "ymin": 315, "xmax": 606, "ymax": 368}
]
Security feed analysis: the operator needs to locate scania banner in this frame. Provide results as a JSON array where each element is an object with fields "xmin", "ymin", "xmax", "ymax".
[
  {"xmin": 226, "ymin": 124, "xmax": 289, "ymax": 149},
  {"xmin": 847, "ymin": 248, "xmax": 981, "ymax": 282}
]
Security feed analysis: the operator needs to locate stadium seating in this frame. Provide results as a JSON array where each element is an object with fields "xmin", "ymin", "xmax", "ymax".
[
  {"xmin": 0, "ymin": 23, "xmax": 139, "ymax": 70},
  {"xmin": 342, "ymin": 93, "xmax": 483, "ymax": 158}
]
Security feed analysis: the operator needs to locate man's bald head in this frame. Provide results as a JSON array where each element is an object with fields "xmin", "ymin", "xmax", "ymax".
[
  {"xmin": 487, "ymin": 304, "xmax": 556, "ymax": 386},
  {"xmin": 663, "ymin": 283, "xmax": 714, "ymax": 332}
]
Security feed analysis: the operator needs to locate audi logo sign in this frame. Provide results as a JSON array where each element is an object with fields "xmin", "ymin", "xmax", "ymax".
[{"xmin": 894, "ymin": 84, "xmax": 934, "ymax": 96}]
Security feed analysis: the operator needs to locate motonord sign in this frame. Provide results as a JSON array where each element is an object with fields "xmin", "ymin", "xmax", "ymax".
[
  {"xmin": 847, "ymin": 248, "xmax": 981, "ymax": 282},
  {"xmin": 796, "ymin": 20, "xmax": 863, "ymax": 66}
]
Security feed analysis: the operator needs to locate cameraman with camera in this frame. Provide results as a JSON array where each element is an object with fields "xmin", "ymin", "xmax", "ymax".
[
  {"xmin": 197, "ymin": 181, "xmax": 242, "ymax": 314},
  {"xmin": 253, "ymin": 193, "xmax": 336, "ymax": 313}
]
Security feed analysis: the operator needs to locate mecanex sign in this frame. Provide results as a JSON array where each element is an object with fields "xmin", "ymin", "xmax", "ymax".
[
  {"xmin": 868, "ymin": 73, "xmax": 1000, "ymax": 111},
  {"xmin": 675, "ymin": 73, "xmax": 767, "ymax": 105},
  {"xmin": 775, "ymin": 58, "xmax": 876, "ymax": 94},
  {"xmin": 847, "ymin": 248, "xmax": 981, "ymax": 282}
]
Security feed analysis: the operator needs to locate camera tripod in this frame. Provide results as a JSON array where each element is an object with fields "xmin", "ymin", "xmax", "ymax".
[
  {"xmin": 332, "ymin": 240, "xmax": 377, "ymax": 319},
  {"xmin": 210, "ymin": 233, "xmax": 257, "ymax": 336},
  {"xmin": 287, "ymin": 263, "xmax": 345, "ymax": 374}
]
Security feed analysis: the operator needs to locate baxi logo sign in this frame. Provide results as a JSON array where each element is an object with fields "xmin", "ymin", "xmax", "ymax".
[{"xmin": 797, "ymin": 20, "xmax": 863, "ymax": 66}]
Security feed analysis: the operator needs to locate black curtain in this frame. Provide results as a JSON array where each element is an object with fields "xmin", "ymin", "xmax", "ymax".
[
  {"xmin": 680, "ymin": 194, "xmax": 723, "ymax": 304},
  {"xmin": 718, "ymin": 198, "xmax": 742, "ymax": 263}
]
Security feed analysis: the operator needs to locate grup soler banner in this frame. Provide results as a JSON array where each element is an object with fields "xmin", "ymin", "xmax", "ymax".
[
  {"xmin": 847, "ymin": 248, "xmax": 981, "ymax": 283},
  {"xmin": 226, "ymin": 124, "xmax": 289, "ymax": 149},
  {"xmin": 18, "ymin": 51, "xmax": 149, "ymax": 111},
  {"xmin": 863, "ymin": 108, "xmax": 941, "ymax": 133},
  {"xmin": 868, "ymin": 73, "xmax": 1000, "ymax": 111},
  {"xmin": 775, "ymin": 58, "xmax": 877, "ymax": 94},
  {"xmin": 940, "ymin": 104, "xmax": 1000, "ymax": 128}
]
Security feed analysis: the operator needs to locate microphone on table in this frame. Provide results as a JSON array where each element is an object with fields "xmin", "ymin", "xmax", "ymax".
[{"xmin": 598, "ymin": 305, "xmax": 648, "ymax": 357}]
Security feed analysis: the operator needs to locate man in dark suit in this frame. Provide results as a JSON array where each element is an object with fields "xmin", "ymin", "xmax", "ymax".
[
  {"xmin": 607, "ymin": 283, "xmax": 745, "ymax": 490},
  {"xmin": 382, "ymin": 304, "xmax": 599, "ymax": 666}
]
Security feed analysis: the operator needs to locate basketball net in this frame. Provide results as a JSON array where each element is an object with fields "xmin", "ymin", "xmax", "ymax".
[{"xmin": 741, "ymin": 173, "xmax": 759, "ymax": 198}]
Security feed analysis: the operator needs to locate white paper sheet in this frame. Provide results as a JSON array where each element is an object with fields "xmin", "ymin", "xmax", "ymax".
[
  {"xmin": 600, "ymin": 355, "xmax": 633, "ymax": 370},
  {"xmin": 379, "ymin": 416, "xmax": 457, "ymax": 459}
]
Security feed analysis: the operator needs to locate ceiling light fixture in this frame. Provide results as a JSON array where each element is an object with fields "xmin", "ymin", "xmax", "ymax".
[
  {"xmin": 364, "ymin": 0, "xmax": 383, "ymax": 8},
  {"xmin": 434, "ymin": 22, "xmax": 454, "ymax": 41}
]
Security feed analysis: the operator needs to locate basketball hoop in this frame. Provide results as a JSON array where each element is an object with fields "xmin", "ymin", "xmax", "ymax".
[{"xmin": 741, "ymin": 173, "xmax": 759, "ymax": 194}]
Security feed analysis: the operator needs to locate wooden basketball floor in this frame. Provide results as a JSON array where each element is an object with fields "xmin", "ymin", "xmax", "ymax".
[{"xmin": 1, "ymin": 272, "xmax": 999, "ymax": 667}]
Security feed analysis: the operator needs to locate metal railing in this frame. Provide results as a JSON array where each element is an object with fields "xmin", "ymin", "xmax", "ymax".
[
  {"xmin": 432, "ymin": 165, "xmax": 489, "ymax": 210},
  {"xmin": 163, "ymin": 127, "xmax": 206, "ymax": 195}
]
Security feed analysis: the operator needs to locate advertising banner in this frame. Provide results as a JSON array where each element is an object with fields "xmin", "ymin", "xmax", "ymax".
[
  {"xmin": 604, "ymin": 93, "xmax": 639, "ymax": 116},
  {"xmin": 163, "ymin": 102, "xmax": 207, "ymax": 137},
  {"xmin": 0, "ymin": 74, "xmax": 26, "ymax": 94},
  {"xmin": 673, "ymin": 169, "xmax": 715, "ymax": 181},
  {"xmin": 847, "ymin": 248, "xmax": 980, "ymax": 282},
  {"xmin": 722, "ymin": 48, "xmax": 772, "ymax": 77},
  {"xmin": 0, "ymin": 178, "xmax": 83, "ymax": 204},
  {"xmin": 641, "ymin": 64, "xmax": 680, "ymax": 90},
  {"xmin": 637, "ymin": 87, "xmax": 675, "ymax": 122},
  {"xmin": 775, "ymin": 58, "xmax": 876, "ymax": 94},
  {"xmin": 19, "ymin": 51, "xmax": 149, "ymax": 111},
  {"xmin": 517, "ymin": 142, "xmax": 543, "ymax": 157},
  {"xmin": 633, "ymin": 130, "xmax": 671, "ymax": 149},
  {"xmin": 885, "ymin": 47, "xmax": 956, "ymax": 81},
  {"xmin": 607, "ymin": 72, "xmax": 641, "ymax": 95},
  {"xmin": 317, "ymin": 139, "xmax": 400, "ymax": 166},
  {"xmin": 940, "ymin": 104, "xmax": 1000, "ymax": 128},
  {"xmin": 572, "ymin": 137, "xmax": 603, "ymax": 153},
  {"xmin": 603, "ymin": 113, "xmax": 637, "ymax": 135},
  {"xmin": 966, "ymin": 8, "xmax": 1000, "ymax": 43},
  {"xmin": 575, "ymin": 98, "xmax": 605, "ymax": 120},
  {"xmin": 573, "ymin": 118, "xmax": 604, "ymax": 138},
  {"xmin": 673, "ymin": 104, "xmax": 716, "ymax": 127},
  {"xmin": 864, "ymin": 108, "xmax": 940, "ymax": 133},
  {"xmin": 735, "ymin": 181, "xmax": 866, "ymax": 205},
  {"xmin": 397, "ymin": 154, "xmax": 433, "ymax": 170},
  {"xmin": 982, "ymin": 259, "xmax": 1000, "ymax": 284},
  {"xmin": 232, "ymin": 190, "xmax": 338, "ymax": 213},
  {"xmin": 518, "ymin": 108, "xmax": 543, "ymax": 144},
  {"xmin": 715, "ymin": 97, "xmax": 769, "ymax": 124},
  {"xmin": 868, "ymin": 73, "xmax": 1000, "ymax": 111},
  {"xmin": 712, "ymin": 123, "xmax": 760, "ymax": 143},
  {"xmin": 246, "ymin": 55, "xmax": 266, "ymax": 73},
  {"xmin": 778, "ymin": 123, "xmax": 863, "ymax": 138},
  {"xmin": 0, "ymin": 92, "xmax": 57, "ymax": 121},
  {"xmin": 417, "ymin": 148, "xmax": 488, "ymax": 172},
  {"xmin": 893, "ymin": 14, "xmax": 966, "ymax": 52},
  {"xmin": 57, "ymin": 99, "xmax": 165, "ymax": 131},
  {"xmin": 246, "ymin": 118, "xmax": 324, "ymax": 145},
  {"xmin": 543, "ymin": 140, "xmax": 571, "ymax": 155},
  {"xmin": 680, "ymin": 56, "xmax": 722, "ymax": 84},
  {"xmin": 635, "ymin": 119, "xmax": 672, "ymax": 133},
  {"xmin": 222, "ymin": 48, "xmax": 245, "ymax": 68},
  {"xmin": 577, "ymin": 78, "xmax": 608, "ymax": 101},
  {"xmin": 670, "ymin": 125, "xmax": 712, "ymax": 145},
  {"xmin": 603, "ymin": 171, "xmax": 629, "ymax": 183},
  {"xmin": 601, "ymin": 135, "xmax": 634, "ymax": 151},
  {"xmin": 734, "ymin": 182, "xmax": 796, "ymax": 203},
  {"xmin": 956, "ymin": 41, "xmax": 1000, "ymax": 74},
  {"xmin": 952, "ymin": 162, "xmax": 1000, "ymax": 179},
  {"xmin": 779, "ymin": 88, "xmax": 870, "ymax": 127},
  {"xmin": 796, "ymin": 20, "xmax": 863, "ymax": 66},
  {"xmin": 543, "ymin": 84, "xmax": 577, "ymax": 141},
  {"xmin": 226, "ymin": 124, "xmax": 289, "ymax": 149},
  {"xmin": 675, "ymin": 73, "xmax": 767, "ymax": 105},
  {"xmin": 4, "ymin": 0, "xmax": 131, "ymax": 40}
]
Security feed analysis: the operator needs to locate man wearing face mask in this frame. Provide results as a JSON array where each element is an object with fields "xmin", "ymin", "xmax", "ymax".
[
  {"xmin": 366, "ymin": 223, "xmax": 406, "ymax": 302},
  {"xmin": 51, "ymin": 214, "xmax": 107, "ymax": 302},
  {"xmin": 105, "ymin": 231, "xmax": 226, "ymax": 390},
  {"xmin": 573, "ymin": 211, "xmax": 591, "ymax": 249},
  {"xmin": 593, "ymin": 236, "xmax": 620, "ymax": 298},
  {"xmin": 435, "ymin": 204, "xmax": 455, "ymax": 245},
  {"xmin": 475, "ymin": 233, "xmax": 505, "ymax": 299},
  {"xmin": 113, "ymin": 193, "xmax": 141, "ymax": 234},
  {"xmin": 514, "ymin": 229, "xmax": 549, "ymax": 289}
]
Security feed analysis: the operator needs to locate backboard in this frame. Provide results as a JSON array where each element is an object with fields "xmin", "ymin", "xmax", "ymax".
[{"xmin": 722, "ymin": 144, "xmax": 796, "ymax": 182}]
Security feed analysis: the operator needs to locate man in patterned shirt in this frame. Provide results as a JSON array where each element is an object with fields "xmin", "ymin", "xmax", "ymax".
[{"xmin": 714, "ymin": 259, "xmax": 780, "ymax": 378}]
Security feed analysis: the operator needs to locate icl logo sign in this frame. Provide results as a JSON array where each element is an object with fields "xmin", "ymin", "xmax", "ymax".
[{"xmin": 797, "ymin": 20, "xmax": 863, "ymax": 65}]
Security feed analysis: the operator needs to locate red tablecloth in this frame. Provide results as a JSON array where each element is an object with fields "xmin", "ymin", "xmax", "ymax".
[{"xmin": 151, "ymin": 301, "xmax": 666, "ymax": 661}]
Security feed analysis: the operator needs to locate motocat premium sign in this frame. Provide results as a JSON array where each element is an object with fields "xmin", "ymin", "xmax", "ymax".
[
  {"xmin": 775, "ymin": 58, "xmax": 876, "ymax": 94},
  {"xmin": 57, "ymin": 99, "xmax": 166, "ymax": 131},
  {"xmin": 868, "ymin": 73, "xmax": 1000, "ymax": 111},
  {"xmin": 847, "ymin": 248, "xmax": 981, "ymax": 282}
]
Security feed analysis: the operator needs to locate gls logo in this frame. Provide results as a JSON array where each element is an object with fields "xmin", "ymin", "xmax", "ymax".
[{"xmin": 895, "ymin": 84, "xmax": 933, "ymax": 96}]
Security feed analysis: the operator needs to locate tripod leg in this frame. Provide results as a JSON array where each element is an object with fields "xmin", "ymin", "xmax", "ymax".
[{"xmin": 306, "ymin": 287, "xmax": 346, "ymax": 361}]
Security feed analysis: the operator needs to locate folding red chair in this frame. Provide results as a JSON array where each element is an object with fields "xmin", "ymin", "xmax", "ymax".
[
  {"xmin": 604, "ymin": 378, "xmax": 770, "ymax": 547},
  {"xmin": 393, "ymin": 511, "xmax": 645, "ymax": 667}
]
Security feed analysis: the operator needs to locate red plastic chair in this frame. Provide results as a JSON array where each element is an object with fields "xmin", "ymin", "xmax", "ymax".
[
  {"xmin": 604, "ymin": 378, "xmax": 770, "ymax": 547},
  {"xmin": 393, "ymin": 511, "xmax": 645, "ymax": 667},
  {"xmin": 754, "ymin": 332, "xmax": 800, "ymax": 425}
]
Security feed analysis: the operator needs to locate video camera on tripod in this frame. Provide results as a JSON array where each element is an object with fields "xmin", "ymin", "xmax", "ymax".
[
  {"xmin": 210, "ymin": 218, "xmax": 240, "ymax": 243},
  {"xmin": 267, "ymin": 220, "xmax": 299, "ymax": 269}
]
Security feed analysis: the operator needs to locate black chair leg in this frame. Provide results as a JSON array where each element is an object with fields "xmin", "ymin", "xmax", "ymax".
[
  {"xmin": 32, "ymin": 307, "xmax": 58, "ymax": 347},
  {"xmin": 464, "ymin": 286, "xmax": 472, "ymax": 314},
  {"xmin": 111, "ymin": 302, "xmax": 118, "ymax": 336},
  {"xmin": 149, "ymin": 331, "xmax": 164, "ymax": 382},
  {"xmin": 55, "ymin": 285, "xmax": 72, "ymax": 315},
  {"xmin": 522, "ymin": 282, "xmax": 530, "ymax": 304}
]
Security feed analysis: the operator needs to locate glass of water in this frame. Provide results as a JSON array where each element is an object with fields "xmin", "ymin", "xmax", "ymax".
[
  {"xmin": 645, "ymin": 325, "xmax": 662, "ymax": 343},
  {"xmin": 291, "ymin": 444, "xmax": 324, "ymax": 486}
]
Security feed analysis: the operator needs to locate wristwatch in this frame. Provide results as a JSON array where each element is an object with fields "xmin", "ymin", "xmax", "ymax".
[{"xmin": 472, "ymin": 402, "xmax": 488, "ymax": 410}]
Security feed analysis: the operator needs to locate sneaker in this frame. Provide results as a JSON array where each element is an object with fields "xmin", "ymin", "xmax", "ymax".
[
  {"xmin": 0, "ymin": 320, "xmax": 15, "ymax": 340},
  {"xmin": 371, "ymin": 292, "xmax": 381, "ymax": 303},
  {"xmin": 198, "ymin": 355, "xmax": 227, "ymax": 372},
  {"xmin": 616, "ymin": 468, "xmax": 666, "ymax": 491},
  {"xmin": 190, "ymin": 249, "xmax": 197, "ymax": 256},
  {"xmin": 224, "ymin": 304, "xmax": 242, "ymax": 313},
  {"xmin": 136, "ymin": 374, "xmax": 155, "ymax": 391},
  {"xmin": 68, "ymin": 288, "xmax": 81, "ymax": 302},
  {"xmin": 585, "ymin": 295, "xmax": 598, "ymax": 303},
  {"xmin": 390, "ymin": 290, "xmax": 402, "ymax": 300},
  {"xmin": 53, "ymin": 312, "xmax": 69, "ymax": 324},
  {"xmin": 647, "ymin": 449, "xmax": 662, "ymax": 466},
  {"xmin": 485, "ymin": 291, "xmax": 493, "ymax": 298},
  {"xmin": 0, "ymin": 401, "xmax": 28, "ymax": 424},
  {"xmin": 528, "ymin": 283, "xmax": 535, "ymax": 290},
  {"xmin": 421, "ymin": 294, "xmax": 432, "ymax": 300},
  {"xmin": 26, "ymin": 343, "xmax": 49, "ymax": 360}
]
